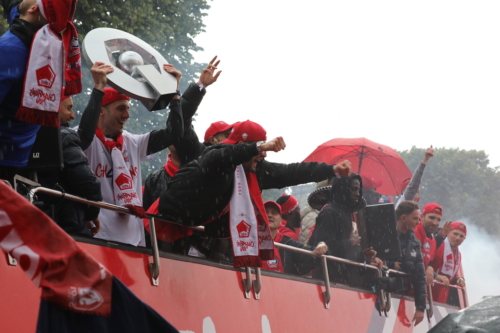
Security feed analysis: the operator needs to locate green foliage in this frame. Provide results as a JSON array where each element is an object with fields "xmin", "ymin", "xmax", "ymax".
[
  {"xmin": 1, "ymin": 0, "xmax": 211, "ymax": 182},
  {"xmin": 398, "ymin": 147, "xmax": 500, "ymax": 236}
]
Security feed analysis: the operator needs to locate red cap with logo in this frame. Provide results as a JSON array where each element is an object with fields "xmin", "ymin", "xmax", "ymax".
[
  {"xmin": 221, "ymin": 120, "xmax": 267, "ymax": 145},
  {"xmin": 264, "ymin": 201, "xmax": 282, "ymax": 215},
  {"xmin": 422, "ymin": 203, "xmax": 442, "ymax": 216},
  {"xmin": 204, "ymin": 121, "xmax": 233, "ymax": 142},
  {"xmin": 102, "ymin": 87, "xmax": 130, "ymax": 107},
  {"xmin": 450, "ymin": 222, "xmax": 467, "ymax": 235}
]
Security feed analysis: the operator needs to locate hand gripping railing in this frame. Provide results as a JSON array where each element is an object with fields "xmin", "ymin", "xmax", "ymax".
[
  {"xmin": 27, "ymin": 186, "xmax": 204, "ymax": 286},
  {"xmin": 273, "ymin": 242, "xmax": 383, "ymax": 310},
  {"xmin": 387, "ymin": 268, "xmax": 468, "ymax": 317}
]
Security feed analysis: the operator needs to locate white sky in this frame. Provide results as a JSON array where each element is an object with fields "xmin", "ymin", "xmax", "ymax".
[{"xmin": 192, "ymin": 0, "xmax": 500, "ymax": 167}]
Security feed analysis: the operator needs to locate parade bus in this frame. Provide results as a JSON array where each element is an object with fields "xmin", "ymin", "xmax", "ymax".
[{"xmin": 0, "ymin": 185, "xmax": 467, "ymax": 333}]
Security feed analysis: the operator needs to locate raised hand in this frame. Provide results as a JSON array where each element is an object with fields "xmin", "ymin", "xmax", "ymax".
[
  {"xmin": 260, "ymin": 137, "xmax": 286, "ymax": 153},
  {"xmin": 333, "ymin": 160, "xmax": 352, "ymax": 177},
  {"xmin": 91, "ymin": 62, "xmax": 114, "ymax": 91},
  {"xmin": 439, "ymin": 221, "xmax": 452, "ymax": 238},
  {"xmin": 423, "ymin": 145, "xmax": 434, "ymax": 164},
  {"xmin": 163, "ymin": 64, "xmax": 182, "ymax": 87},
  {"xmin": 199, "ymin": 56, "xmax": 222, "ymax": 87}
]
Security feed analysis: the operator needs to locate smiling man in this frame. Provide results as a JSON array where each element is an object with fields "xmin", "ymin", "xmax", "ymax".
[
  {"xmin": 79, "ymin": 64, "xmax": 184, "ymax": 246},
  {"xmin": 391, "ymin": 201, "xmax": 427, "ymax": 327}
]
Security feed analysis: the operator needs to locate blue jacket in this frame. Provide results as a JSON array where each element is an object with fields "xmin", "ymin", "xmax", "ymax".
[{"xmin": 0, "ymin": 4, "xmax": 40, "ymax": 167}]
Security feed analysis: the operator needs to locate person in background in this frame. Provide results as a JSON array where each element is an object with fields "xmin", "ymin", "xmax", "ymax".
[
  {"xmin": 276, "ymin": 194, "xmax": 301, "ymax": 239},
  {"xmin": 395, "ymin": 146, "xmax": 434, "ymax": 208},
  {"xmin": 360, "ymin": 173, "xmax": 383, "ymax": 205},
  {"xmin": 431, "ymin": 222, "xmax": 467, "ymax": 304},
  {"xmin": 263, "ymin": 200, "xmax": 327, "ymax": 273},
  {"xmin": 299, "ymin": 178, "xmax": 332, "ymax": 244}
]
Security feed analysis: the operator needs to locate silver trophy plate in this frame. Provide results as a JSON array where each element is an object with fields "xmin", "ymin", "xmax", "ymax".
[{"xmin": 82, "ymin": 28, "xmax": 178, "ymax": 111}]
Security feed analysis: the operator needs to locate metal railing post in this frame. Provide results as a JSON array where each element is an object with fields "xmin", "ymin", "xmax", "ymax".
[
  {"xmin": 427, "ymin": 284, "xmax": 434, "ymax": 321},
  {"xmin": 253, "ymin": 267, "xmax": 262, "ymax": 300},
  {"xmin": 242, "ymin": 267, "xmax": 252, "ymax": 299},
  {"xmin": 148, "ymin": 217, "xmax": 160, "ymax": 286},
  {"xmin": 321, "ymin": 256, "xmax": 331, "ymax": 309}
]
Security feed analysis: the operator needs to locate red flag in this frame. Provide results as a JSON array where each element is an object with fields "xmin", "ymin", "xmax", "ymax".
[{"xmin": 0, "ymin": 181, "xmax": 112, "ymax": 315}]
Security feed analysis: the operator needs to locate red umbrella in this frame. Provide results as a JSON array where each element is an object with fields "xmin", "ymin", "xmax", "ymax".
[{"xmin": 303, "ymin": 137, "xmax": 412, "ymax": 195}]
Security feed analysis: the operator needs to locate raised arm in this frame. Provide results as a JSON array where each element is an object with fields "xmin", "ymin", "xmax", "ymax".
[
  {"xmin": 146, "ymin": 64, "xmax": 184, "ymax": 155},
  {"xmin": 403, "ymin": 146, "xmax": 434, "ymax": 201},
  {"xmin": 77, "ymin": 62, "xmax": 113, "ymax": 150}
]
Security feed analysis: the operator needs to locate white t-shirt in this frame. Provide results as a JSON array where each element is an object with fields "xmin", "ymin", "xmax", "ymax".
[{"xmin": 78, "ymin": 128, "xmax": 153, "ymax": 246}]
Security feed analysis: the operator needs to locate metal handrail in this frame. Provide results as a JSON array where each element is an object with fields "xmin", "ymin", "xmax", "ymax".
[{"xmin": 28, "ymin": 187, "xmax": 205, "ymax": 231}]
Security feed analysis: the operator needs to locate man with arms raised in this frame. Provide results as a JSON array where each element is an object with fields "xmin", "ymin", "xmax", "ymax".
[
  {"xmin": 390, "ymin": 201, "xmax": 427, "ymax": 327},
  {"xmin": 431, "ymin": 222, "xmax": 467, "ymax": 304},
  {"xmin": 79, "ymin": 65, "xmax": 184, "ymax": 246},
  {"xmin": 158, "ymin": 120, "xmax": 350, "ymax": 267}
]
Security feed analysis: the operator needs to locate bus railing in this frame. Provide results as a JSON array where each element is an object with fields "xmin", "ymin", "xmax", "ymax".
[{"xmin": 5, "ymin": 185, "xmax": 467, "ymax": 312}]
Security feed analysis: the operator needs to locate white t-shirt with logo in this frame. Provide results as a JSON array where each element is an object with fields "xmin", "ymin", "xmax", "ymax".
[{"xmin": 79, "ymin": 129, "xmax": 153, "ymax": 246}]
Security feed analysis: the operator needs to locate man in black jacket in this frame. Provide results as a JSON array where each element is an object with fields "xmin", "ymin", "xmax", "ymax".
[
  {"xmin": 37, "ymin": 62, "xmax": 113, "ymax": 236},
  {"xmin": 158, "ymin": 120, "xmax": 351, "ymax": 237},
  {"xmin": 390, "ymin": 200, "xmax": 427, "ymax": 327},
  {"xmin": 308, "ymin": 174, "xmax": 382, "ymax": 286}
]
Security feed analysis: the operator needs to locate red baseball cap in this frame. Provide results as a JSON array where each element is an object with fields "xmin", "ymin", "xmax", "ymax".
[
  {"xmin": 264, "ymin": 201, "xmax": 282, "ymax": 215},
  {"xmin": 221, "ymin": 120, "xmax": 267, "ymax": 144},
  {"xmin": 102, "ymin": 87, "xmax": 130, "ymax": 107},
  {"xmin": 204, "ymin": 121, "xmax": 233, "ymax": 142},
  {"xmin": 450, "ymin": 222, "xmax": 467, "ymax": 235},
  {"xmin": 361, "ymin": 173, "xmax": 383, "ymax": 190},
  {"xmin": 422, "ymin": 203, "xmax": 442, "ymax": 216}
]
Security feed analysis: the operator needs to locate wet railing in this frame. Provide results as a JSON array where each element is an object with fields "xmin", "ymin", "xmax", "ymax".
[{"xmin": 5, "ymin": 185, "xmax": 468, "ymax": 313}]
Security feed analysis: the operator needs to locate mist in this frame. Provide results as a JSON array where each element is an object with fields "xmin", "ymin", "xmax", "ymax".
[{"xmin": 459, "ymin": 221, "xmax": 500, "ymax": 305}]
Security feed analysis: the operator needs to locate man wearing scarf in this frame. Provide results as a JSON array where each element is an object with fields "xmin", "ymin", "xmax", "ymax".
[
  {"xmin": 431, "ymin": 222, "xmax": 467, "ymax": 304},
  {"xmin": 77, "ymin": 65, "xmax": 184, "ymax": 247},
  {"xmin": 158, "ymin": 120, "xmax": 351, "ymax": 268}
]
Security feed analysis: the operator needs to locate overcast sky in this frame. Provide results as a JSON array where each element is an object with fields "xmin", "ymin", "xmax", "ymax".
[{"xmin": 191, "ymin": 0, "xmax": 500, "ymax": 167}]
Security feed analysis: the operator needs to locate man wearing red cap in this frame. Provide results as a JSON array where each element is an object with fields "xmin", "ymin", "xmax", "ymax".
[
  {"xmin": 158, "ymin": 120, "xmax": 351, "ymax": 267},
  {"xmin": 204, "ymin": 121, "xmax": 233, "ymax": 145},
  {"xmin": 263, "ymin": 200, "xmax": 327, "ymax": 273},
  {"xmin": 78, "ymin": 65, "xmax": 185, "ymax": 246},
  {"xmin": 431, "ymin": 222, "xmax": 467, "ymax": 304},
  {"xmin": 37, "ymin": 62, "xmax": 113, "ymax": 237},
  {"xmin": 415, "ymin": 202, "xmax": 452, "ymax": 285},
  {"xmin": 276, "ymin": 194, "xmax": 301, "ymax": 239}
]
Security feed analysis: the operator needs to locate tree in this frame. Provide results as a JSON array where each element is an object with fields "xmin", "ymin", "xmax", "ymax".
[
  {"xmin": 1, "ymin": 0, "xmax": 212, "ymax": 182},
  {"xmin": 398, "ymin": 147, "xmax": 500, "ymax": 236}
]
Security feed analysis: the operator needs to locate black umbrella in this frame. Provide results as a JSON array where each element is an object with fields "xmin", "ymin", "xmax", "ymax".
[{"xmin": 428, "ymin": 296, "xmax": 500, "ymax": 333}]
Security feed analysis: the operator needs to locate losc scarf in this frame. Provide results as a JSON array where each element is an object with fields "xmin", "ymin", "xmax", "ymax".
[
  {"xmin": 230, "ymin": 165, "xmax": 274, "ymax": 268},
  {"xmin": 438, "ymin": 238, "xmax": 461, "ymax": 279},
  {"xmin": 16, "ymin": 0, "xmax": 81, "ymax": 127},
  {"xmin": 95, "ymin": 128, "xmax": 146, "ymax": 218}
]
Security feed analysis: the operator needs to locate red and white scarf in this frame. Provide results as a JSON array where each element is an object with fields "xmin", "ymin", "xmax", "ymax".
[
  {"xmin": 0, "ymin": 181, "xmax": 112, "ymax": 315},
  {"xmin": 96, "ymin": 129, "xmax": 146, "ymax": 218},
  {"xmin": 230, "ymin": 165, "xmax": 274, "ymax": 268},
  {"xmin": 438, "ymin": 238, "xmax": 461, "ymax": 279},
  {"xmin": 16, "ymin": 0, "xmax": 81, "ymax": 127}
]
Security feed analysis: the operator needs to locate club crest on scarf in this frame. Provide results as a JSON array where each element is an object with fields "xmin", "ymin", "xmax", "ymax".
[
  {"xmin": 36, "ymin": 65, "xmax": 56, "ymax": 88},
  {"xmin": 115, "ymin": 172, "xmax": 133, "ymax": 191},
  {"xmin": 68, "ymin": 286, "xmax": 104, "ymax": 311},
  {"xmin": 237, "ymin": 220, "xmax": 251, "ymax": 238}
]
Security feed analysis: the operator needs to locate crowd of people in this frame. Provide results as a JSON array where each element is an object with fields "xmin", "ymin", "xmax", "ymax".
[{"xmin": 0, "ymin": 0, "xmax": 467, "ymax": 327}]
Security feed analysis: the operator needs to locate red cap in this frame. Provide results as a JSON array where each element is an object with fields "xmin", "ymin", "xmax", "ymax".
[
  {"xmin": 204, "ymin": 121, "xmax": 233, "ymax": 142},
  {"xmin": 221, "ymin": 120, "xmax": 267, "ymax": 144},
  {"xmin": 361, "ymin": 173, "xmax": 383, "ymax": 190},
  {"xmin": 422, "ymin": 203, "xmax": 442, "ymax": 216},
  {"xmin": 264, "ymin": 201, "xmax": 281, "ymax": 215},
  {"xmin": 102, "ymin": 87, "xmax": 130, "ymax": 107},
  {"xmin": 279, "ymin": 194, "xmax": 299, "ymax": 215},
  {"xmin": 450, "ymin": 222, "xmax": 467, "ymax": 235}
]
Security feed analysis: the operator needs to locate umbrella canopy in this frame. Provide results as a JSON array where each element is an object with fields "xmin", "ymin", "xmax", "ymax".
[
  {"xmin": 303, "ymin": 137, "xmax": 412, "ymax": 196},
  {"xmin": 428, "ymin": 296, "xmax": 500, "ymax": 333}
]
